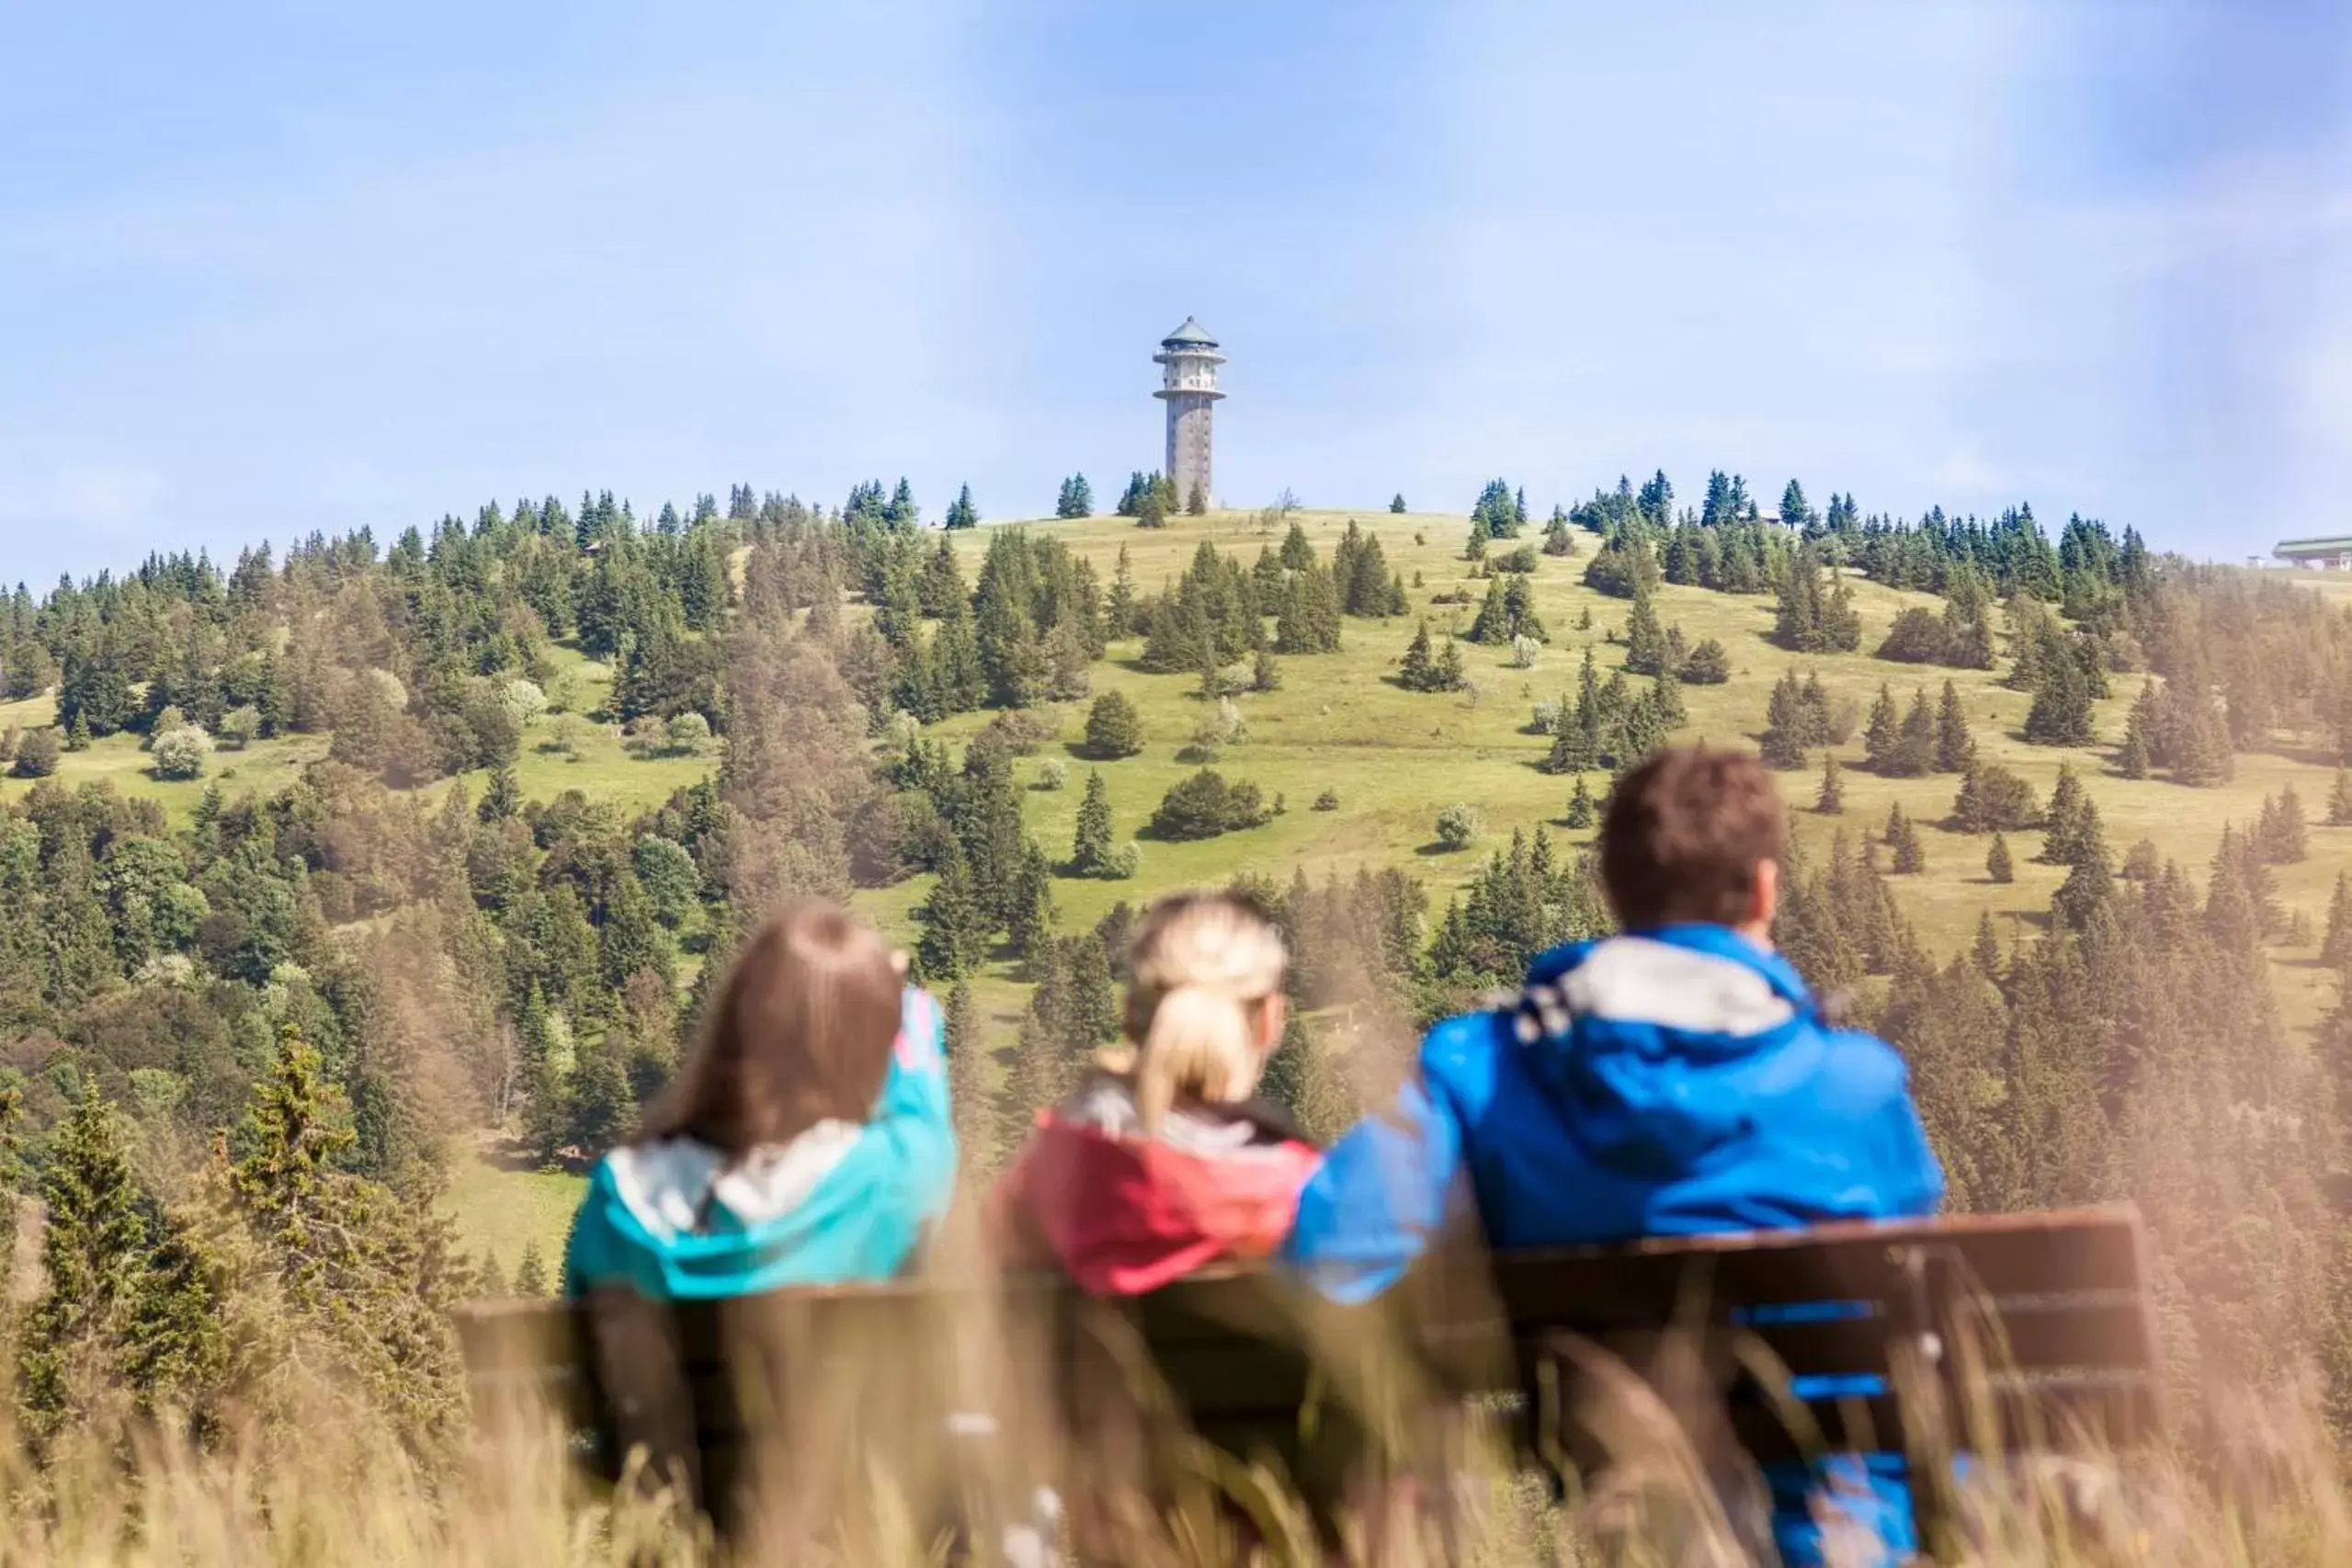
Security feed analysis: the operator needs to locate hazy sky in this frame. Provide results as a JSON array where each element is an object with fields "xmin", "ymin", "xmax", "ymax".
[{"xmin": 4, "ymin": 2, "xmax": 2347, "ymax": 585}]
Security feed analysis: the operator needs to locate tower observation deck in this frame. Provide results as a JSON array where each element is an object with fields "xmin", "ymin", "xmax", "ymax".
[{"xmin": 1153, "ymin": 317, "xmax": 1224, "ymax": 509}]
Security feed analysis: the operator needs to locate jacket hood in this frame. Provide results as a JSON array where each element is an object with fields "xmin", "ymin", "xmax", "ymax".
[
  {"xmin": 1515, "ymin": 926, "xmax": 1821, "ymax": 1178},
  {"xmin": 999, "ymin": 1076, "xmax": 1319, "ymax": 1297}
]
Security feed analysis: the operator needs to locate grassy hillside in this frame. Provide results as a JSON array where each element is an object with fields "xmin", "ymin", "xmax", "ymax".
[{"xmin": 873, "ymin": 506, "xmax": 2348, "ymax": 1032}]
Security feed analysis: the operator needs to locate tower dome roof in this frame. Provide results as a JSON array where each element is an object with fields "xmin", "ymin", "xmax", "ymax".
[{"xmin": 1160, "ymin": 316, "xmax": 1218, "ymax": 348}]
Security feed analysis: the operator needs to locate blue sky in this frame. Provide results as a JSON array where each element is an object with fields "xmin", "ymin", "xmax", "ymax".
[{"xmin": 3, "ymin": 2, "xmax": 2346, "ymax": 586}]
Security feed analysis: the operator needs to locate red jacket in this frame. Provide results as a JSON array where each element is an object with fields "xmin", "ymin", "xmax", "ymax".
[{"xmin": 992, "ymin": 1074, "xmax": 1322, "ymax": 1297}]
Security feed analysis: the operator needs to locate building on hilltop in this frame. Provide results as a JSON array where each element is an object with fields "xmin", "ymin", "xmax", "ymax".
[
  {"xmin": 2274, "ymin": 536, "xmax": 2352, "ymax": 569},
  {"xmin": 1153, "ymin": 317, "xmax": 1224, "ymax": 508}
]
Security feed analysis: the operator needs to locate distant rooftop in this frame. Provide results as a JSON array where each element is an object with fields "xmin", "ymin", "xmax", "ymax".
[
  {"xmin": 1160, "ymin": 316, "xmax": 1218, "ymax": 348},
  {"xmin": 2275, "ymin": 536, "xmax": 2352, "ymax": 555}
]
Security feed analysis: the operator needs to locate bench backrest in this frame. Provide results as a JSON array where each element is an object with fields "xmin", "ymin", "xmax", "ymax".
[{"xmin": 455, "ymin": 1205, "xmax": 2159, "ymax": 1545}]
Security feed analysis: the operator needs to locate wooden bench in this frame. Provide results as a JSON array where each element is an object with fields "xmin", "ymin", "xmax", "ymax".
[{"xmin": 455, "ymin": 1204, "xmax": 2158, "ymax": 1561}]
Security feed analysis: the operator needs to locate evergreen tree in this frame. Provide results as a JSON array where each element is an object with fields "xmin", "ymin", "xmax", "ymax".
[
  {"xmin": 1070, "ymin": 770, "xmax": 1117, "ymax": 877},
  {"xmin": 512, "ymin": 1242, "xmax": 550, "ymax": 1297},
  {"xmin": 2118, "ymin": 681, "xmax": 2157, "ymax": 778},
  {"xmin": 2041, "ymin": 764, "xmax": 2092, "ymax": 864},
  {"xmin": 915, "ymin": 842, "xmax": 991, "ymax": 981},
  {"xmin": 1893, "ymin": 687, "xmax": 1937, "ymax": 777},
  {"xmin": 1251, "ymin": 630, "xmax": 1280, "ymax": 693},
  {"xmin": 1971, "ymin": 911, "xmax": 2004, "ymax": 975},
  {"xmin": 1397, "ymin": 620, "xmax": 1445, "ymax": 692},
  {"xmin": 2330, "ymin": 768, "xmax": 2352, "ymax": 827},
  {"xmin": 1187, "ymin": 479, "xmax": 1209, "ymax": 516},
  {"xmin": 1389, "ymin": 494, "xmax": 1407, "ymax": 514},
  {"xmin": 1815, "ymin": 753, "xmax": 1844, "ymax": 814},
  {"xmin": 1083, "ymin": 689, "xmax": 1145, "ymax": 759},
  {"xmin": 2051, "ymin": 807, "xmax": 2113, "ymax": 929},
  {"xmin": 1621, "ymin": 584, "xmax": 1671, "ymax": 676},
  {"xmin": 1004, "ymin": 841, "xmax": 1056, "ymax": 960},
  {"xmin": 2023, "ymin": 643, "xmax": 2096, "ymax": 745},
  {"xmin": 1933, "ymin": 680, "xmax": 1974, "ymax": 772},
  {"xmin": 1885, "ymin": 803, "xmax": 1926, "ymax": 874},
  {"xmin": 943, "ymin": 484, "xmax": 979, "ymax": 531},
  {"xmin": 567, "ymin": 1037, "xmax": 637, "ymax": 1155},
  {"xmin": 1862, "ymin": 684, "xmax": 1903, "ymax": 772},
  {"xmin": 479, "ymin": 762, "xmax": 524, "ymax": 822},
  {"xmin": 2258, "ymin": 784, "xmax": 2309, "ymax": 865},
  {"xmin": 1563, "ymin": 776, "xmax": 1596, "ymax": 829},
  {"xmin": 2323, "ymin": 871, "xmax": 2352, "ymax": 969},
  {"xmin": 17, "ymin": 1085, "xmax": 150, "ymax": 1454},
  {"xmin": 1986, "ymin": 833, "xmax": 2014, "ymax": 884},
  {"xmin": 945, "ymin": 980, "xmax": 1000, "ymax": 1174}
]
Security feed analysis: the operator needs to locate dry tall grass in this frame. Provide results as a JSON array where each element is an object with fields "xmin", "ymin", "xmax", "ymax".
[{"xmin": 0, "ymin": 1301, "xmax": 2337, "ymax": 1568}]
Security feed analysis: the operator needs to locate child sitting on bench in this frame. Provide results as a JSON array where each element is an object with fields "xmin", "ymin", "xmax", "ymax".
[
  {"xmin": 992, "ymin": 890, "xmax": 1320, "ymax": 1295},
  {"xmin": 563, "ymin": 898, "xmax": 955, "ymax": 1300},
  {"xmin": 1285, "ymin": 745, "xmax": 1945, "ymax": 1567}
]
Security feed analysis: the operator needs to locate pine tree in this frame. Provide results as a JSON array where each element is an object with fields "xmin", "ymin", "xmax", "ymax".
[
  {"xmin": 1622, "ymin": 584, "xmax": 1671, "ymax": 676},
  {"xmin": 2023, "ymin": 643, "xmax": 2096, "ymax": 746},
  {"xmin": 1886, "ymin": 804, "xmax": 1926, "ymax": 874},
  {"xmin": 1563, "ymin": 776, "xmax": 1596, "ymax": 829},
  {"xmin": 944, "ymin": 980, "xmax": 1000, "ymax": 1174},
  {"xmin": 1389, "ymin": 494, "xmax": 1407, "ymax": 514},
  {"xmin": 943, "ymin": 484, "xmax": 978, "ymax": 530},
  {"xmin": 2259, "ymin": 784, "xmax": 2310, "ymax": 864},
  {"xmin": 1971, "ymin": 911, "xmax": 2004, "ymax": 975},
  {"xmin": 2051, "ymin": 807, "xmax": 2113, "ymax": 929},
  {"xmin": 1251, "ymin": 631, "xmax": 1280, "ymax": 693},
  {"xmin": 1070, "ymin": 771, "xmax": 1117, "ymax": 877},
  {"xmin": 2118, "ymin": 681, "xmax": 2156, "ymax": 778},
  {"xmin": 1934, "ymin": 680, "xmax": 1974, "ymax": 773},
  {"xmin": 1986, "ymin": 833, "xmax": 2015, "ymax": 884},
  {"xmin": 1084, "ymin": 690, "xmax": 1145, "ymax": 759},
  {"xmin": 1004, "ymin": 841, "xmax": 1056, "ymax": 960},
  {"xmin": 18, "ymin": 1085, "xmax": 151, "ymax": 1454},
  {"xmin": 1815, "ymin": 753, "xmax": 1844, "ymax": 814},
  {"xmin": 512, "ymin": 1241, "xmax": 550, "ymax": 1297},
  {"xmin": 1895, "ymin": 687, "xmax": 1937, "ymax": 777},
  {"xmin": 2324, "ymin": 872, "xmax": 2352, "ymax": 970},
  {"xmin": 1398, "ymin": 620, "xmax": 1440, "ymax": 691},
  {"xmin": 916, "ymin": 842, "xmax": 991, "ymax": 981},
  {"xmin": 1186, "ymin": 479, "xmax": 1209, "ymax": 516},
  {"xmin": 1862, "ymin": 684, "xmax": 1902, "ymax": 772},
  {"xmin": 2041, "ymin": 764, "xmax": 2090, "ymax": 864},
  {"xmin": 2330, "ymin": 768, "xmax": 2352, "ymax": 826},
  {"xmin": 479, "ymin": 762, "xmax": 524, "ymax": 822}
]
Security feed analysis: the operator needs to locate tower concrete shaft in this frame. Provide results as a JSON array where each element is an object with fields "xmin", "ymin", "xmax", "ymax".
[{"xmin": 1153, "ymin": 317, "xmax": 1224, "ymax": 509}]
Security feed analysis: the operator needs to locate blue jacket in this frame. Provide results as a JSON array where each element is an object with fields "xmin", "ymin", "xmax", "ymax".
[
  {"xmin": 1284, "ymin": 926, "xmax": 1944, "ymax": 1565},
  {"xmin": 563, "ymin": 987, "xmax": 957, "ymax": 1301}
]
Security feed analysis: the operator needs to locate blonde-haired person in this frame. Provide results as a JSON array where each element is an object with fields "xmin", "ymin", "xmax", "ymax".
[
  {"xmin": 991, "ymin": 890, "xmax": 1321, "ymax": 1295},
  {"xmin": 563, "ymin": 899, "xmax": 956, "ymax": 1300}
]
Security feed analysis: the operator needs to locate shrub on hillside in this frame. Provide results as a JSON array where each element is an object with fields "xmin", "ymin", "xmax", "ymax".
[
  {"xmin": 1146, "ymin": 769, "xmax": 1269, "ymax": 841},
  {"xmin": 217, "ymin": 705, "xmax": 261, "ymax": 750},
  {"xmin": 1085, "ymin": 691, "xmax": 1145, "ymax": 759},
  {"xmin": 665, "ymin": 710, "xmax": 713, "ymax": 756},
  {"xmin": 151, "ymin": 724, "xmax": 213, "ymax": 781},
  {"xmin": 13, "ymin": 727, "xmax": 59, "ymax": 778},
  {"xmin": 500, "ymin": 678, "xmax": 551, "ymax": 729},
  {"xmin": 1678, "ymin": 639, "xmax": 1731, "ymax": 685},
  {"xmin": 1874, "ymin": 607, "xmax": 1953, "ymax": 665},
  {"xmin": 1435, "ymin": 804, "xmax": 1479, "ymax": 850},
  {"xmin": 1952, "ymin": 760, "xmax": 2040, "ymax": 833},
  {"xmin": 978, "ymin": 708, "xmax": 1058, "ymax": 756}
]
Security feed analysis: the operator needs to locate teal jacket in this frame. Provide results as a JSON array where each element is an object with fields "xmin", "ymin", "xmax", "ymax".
[{"xmin": 562, "ymin": 987, "xmax": 957, "ymax": 1300}]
